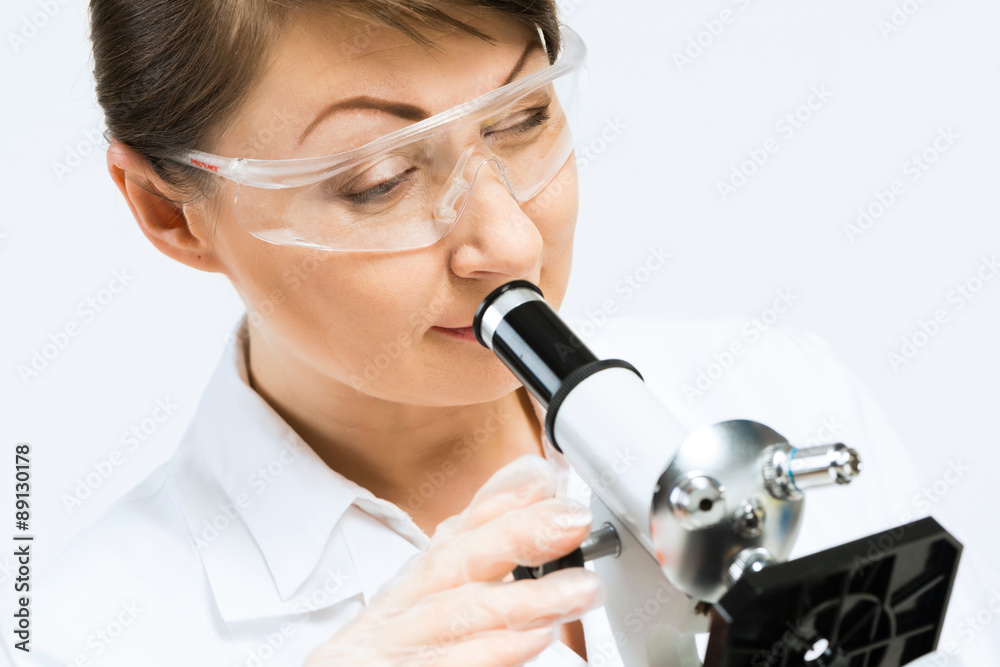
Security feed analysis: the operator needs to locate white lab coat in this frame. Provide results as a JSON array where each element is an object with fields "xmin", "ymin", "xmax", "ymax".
[{"xmin": 3, "ymin": 312, "xmax": 992, "ymax": 666}]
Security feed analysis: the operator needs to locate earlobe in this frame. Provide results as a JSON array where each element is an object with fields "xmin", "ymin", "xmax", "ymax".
[{"xmin": 106, "ymin": 141, "xmax": 226, "ymax": 274}]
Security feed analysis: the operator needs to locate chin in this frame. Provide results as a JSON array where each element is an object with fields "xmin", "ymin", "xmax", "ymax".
[{"xmin": 404, "ymin": 352, "xmax": 524, "ymax": 407}]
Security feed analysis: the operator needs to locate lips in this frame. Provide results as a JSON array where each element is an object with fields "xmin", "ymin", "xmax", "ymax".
[{"xmin": 431, "ymin": 324, "xmax": 478, "ymax": 343}]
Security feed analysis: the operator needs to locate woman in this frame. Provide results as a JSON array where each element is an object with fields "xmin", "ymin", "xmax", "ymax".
[
  {"xmin": 19, "ymin": 1, "xmax": 606, "ymax": 665},
  {"xmin": 5, "ymin": 1, "xmax": 970, "ymax": 666}
]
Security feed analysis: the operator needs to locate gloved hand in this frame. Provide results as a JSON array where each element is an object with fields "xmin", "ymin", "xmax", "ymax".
[{"xmin": 304, "ymin": 454, "xmax": 604, "ymax": 666}]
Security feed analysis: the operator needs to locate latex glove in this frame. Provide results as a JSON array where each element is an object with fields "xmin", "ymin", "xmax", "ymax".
[{"xmin": 304, "ymin": 454, "xmax": 604, "ymax": 666}]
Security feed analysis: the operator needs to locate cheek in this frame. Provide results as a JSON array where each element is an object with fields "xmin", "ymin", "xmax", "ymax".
[
  {"xmin": 235, "ymin": 243, "xmax": 451, "ymax": 382},
  {"xmin": 524, "ymin": 151, "xmax": 579, "ymax": 240},
  {"xmin": 307, "ymin": 259, "xmax": 446, "ymax": 356},
  {"xmin": 524, "ymin": 152, "xmax": 579, "ymax": 306}
]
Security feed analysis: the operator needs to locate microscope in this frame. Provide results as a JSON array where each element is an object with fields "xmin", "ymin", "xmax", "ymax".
[{"xmin": 473, "ymin": 281, "xmax": 961, "ymax": 667}]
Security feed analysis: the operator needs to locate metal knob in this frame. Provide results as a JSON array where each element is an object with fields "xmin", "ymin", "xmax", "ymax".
[
  {"xmin": 512, "ymin": 522, "xmax": 621, "ymax": 580},
  {"xmin": 726, "ymin": 547, "xmax": 774, "ymax": 587},
  {"xmin": 763, "ymin": 443, "xmax": 862, "ymax": 501}
]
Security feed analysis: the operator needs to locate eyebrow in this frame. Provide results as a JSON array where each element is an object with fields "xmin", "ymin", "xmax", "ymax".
[{"xmin": 296, "ymin": 41, "xmax": 543, "ymax": 147}]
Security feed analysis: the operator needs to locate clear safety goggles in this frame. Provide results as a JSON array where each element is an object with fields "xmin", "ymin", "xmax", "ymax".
[{"xmin": 168, "ymin": 24, "xmax": 587, "ymax": 252}]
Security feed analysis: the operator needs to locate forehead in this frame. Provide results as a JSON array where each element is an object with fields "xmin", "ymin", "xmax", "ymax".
[{"xmin": 225, "ymin": 7, "xmax": 545, "ymax": 158}]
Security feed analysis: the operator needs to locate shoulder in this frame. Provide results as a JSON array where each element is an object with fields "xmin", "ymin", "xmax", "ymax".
[
  {"xmin": 3, "ymin": 463, "xmax": 226, "ymax": 665},
  {"xmin": 48, "ymin": 462, "xmax": 194, "ymax": 574}
]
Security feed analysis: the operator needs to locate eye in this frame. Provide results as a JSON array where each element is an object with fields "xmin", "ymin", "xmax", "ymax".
[
  {"xmin": 483, "ymin": 105, "xmax": 552, "ymax": 139},
  {"xmin": 344, "ymin": 166, "xmax": 417, "ymax": 206},
  {"xmin": 317, "ymin": 151, "xmax": 420, "ymax": 207}
]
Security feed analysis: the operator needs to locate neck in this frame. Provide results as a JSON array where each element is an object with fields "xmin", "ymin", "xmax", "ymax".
[{"xmin": 246, "ymin": 324, "xmax": 545, "ymax": 533}]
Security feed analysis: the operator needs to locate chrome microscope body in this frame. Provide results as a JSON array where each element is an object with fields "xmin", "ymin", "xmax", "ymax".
[{"xmin": 474, "ymin": 281, "xmax": 959, "ymax": 667}]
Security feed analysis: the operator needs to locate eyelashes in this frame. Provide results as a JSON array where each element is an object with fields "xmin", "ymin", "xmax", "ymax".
[
  {"xmin": 336, "ymin": 104, "xmax": 555, "ymax": 208},
  {"xmin": 346, "ymin": 166, "xmax": 417, "ymax": 206}
]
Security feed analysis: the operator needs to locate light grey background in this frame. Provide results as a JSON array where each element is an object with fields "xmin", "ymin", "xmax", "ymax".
[{"xmin": 2, "ymin": 0, "xmax": 998, "ymax": 652}]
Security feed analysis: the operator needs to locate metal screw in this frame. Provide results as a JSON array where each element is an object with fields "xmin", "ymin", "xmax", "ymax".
[
  {"xmin": 670, "ymin": 475, "xmax": 726, "ymax": 529},
  {"xmin": 732, "ymin": 497, "xmax": 765, "ymax": 539}
]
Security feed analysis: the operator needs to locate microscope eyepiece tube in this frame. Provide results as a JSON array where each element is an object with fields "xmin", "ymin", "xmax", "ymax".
[
  {"xmin": 473, "ymin": 281, "xmax": 643, "ymax": 452},
  {"xmin": 473, "ymin": 280, "xmax": 685, "ymax": 558},
  {"xmin": 474, "ymin": 280, "xmax": 600, "ymax": 406}
]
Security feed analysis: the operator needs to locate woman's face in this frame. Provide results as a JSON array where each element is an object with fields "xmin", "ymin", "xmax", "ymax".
[{"xmin": 200, "ymin": 7, "xmax": 578, "ymax": 407}]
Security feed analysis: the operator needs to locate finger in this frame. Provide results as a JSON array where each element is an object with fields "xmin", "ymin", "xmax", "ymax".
[
  {"xmin": 304, "ymin": 626, "xmax": 555, "ymax": 667},
  {"xmin": 448, "ymin": 496, "xmax": 594, "ymax": 581},
  {"xmin": 419, "ymin": 626, "xmax": 557, "ymax": 667},
  {"xmin": 390, "ymin": 568, "xmax": 605, "ymax": 644},
  {"xmin": 382, "ymin": 496, "xmax": 593, "ymax": 604},
  {"xmin": 433, "ymin": 455, "xmax": 558, "ymax": 540}
]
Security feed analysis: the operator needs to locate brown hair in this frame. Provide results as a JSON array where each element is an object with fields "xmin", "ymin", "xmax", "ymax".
[{"xmin": 89, "ymin": 0, "xmax": 561, "ymax": 205}]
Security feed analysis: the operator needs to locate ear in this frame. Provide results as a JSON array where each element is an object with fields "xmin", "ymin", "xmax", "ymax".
[{"xmin": 106, "ymin": 141, "xmax": 226, "ymax": 273}]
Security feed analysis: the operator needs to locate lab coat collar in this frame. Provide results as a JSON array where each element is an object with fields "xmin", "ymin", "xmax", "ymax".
[
  {"xmin": 170, "ymin": 314, "xmax": 428, "ymax": 623},
  {"xmin": 170, "ymin": 313, "xmax": 589, "ymax": 625}
]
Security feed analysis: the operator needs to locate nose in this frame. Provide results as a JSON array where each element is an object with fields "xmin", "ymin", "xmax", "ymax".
[{"xmin": 445, "ymin": 156, "xmax": 543, "ymax": 281}]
